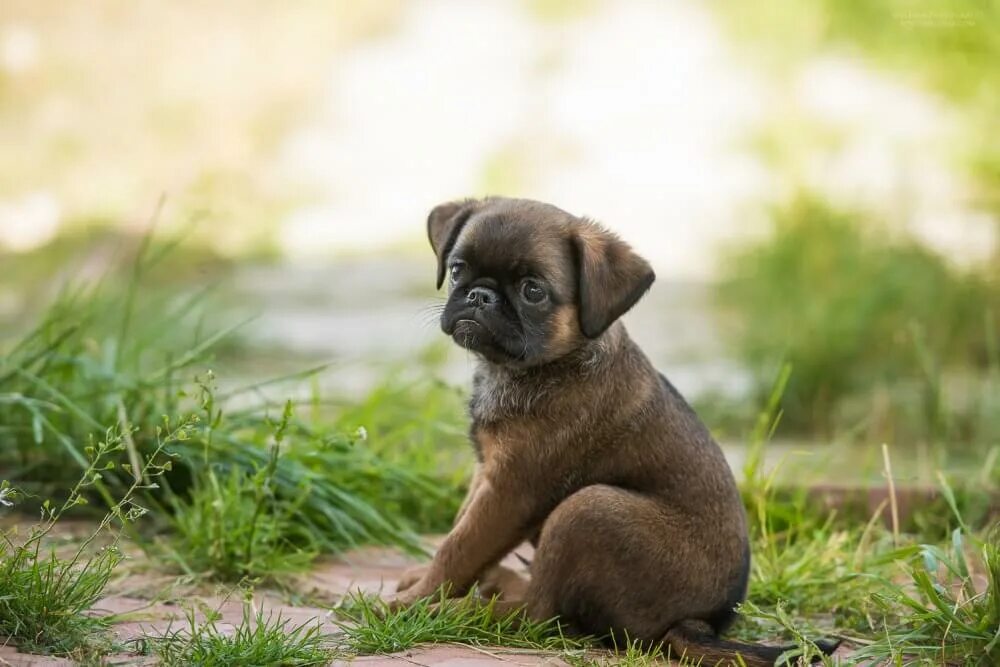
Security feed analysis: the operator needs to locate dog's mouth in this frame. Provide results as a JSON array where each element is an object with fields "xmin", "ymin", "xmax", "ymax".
[
  {"xmin": 450, "ymin": 318, "xmax": 492, "ymax": 353},
  {"xmin": 444, "ymin": 314, "xmax": 522, "ymax": 363}
]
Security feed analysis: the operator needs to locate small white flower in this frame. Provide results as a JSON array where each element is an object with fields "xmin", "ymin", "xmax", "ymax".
[
  {"xmin": 0, "ymin": 486, "xmax": 14, "ymax": 507},
  {"xmin": 356, "ymin": 426, "xmax": 368, "ymax": 441}
]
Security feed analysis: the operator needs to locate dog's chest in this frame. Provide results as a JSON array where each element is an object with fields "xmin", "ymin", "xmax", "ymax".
[
  {"xmin": 470, "ymin": 421, "xmax": 553, "ymax": 471},
  {"xmin": 469, "ymin": 368, "xmax": 560, "ymax": 423},
  {"xmin": 469, "ymin": 389, "xmax": 571, "ymax": 470}
]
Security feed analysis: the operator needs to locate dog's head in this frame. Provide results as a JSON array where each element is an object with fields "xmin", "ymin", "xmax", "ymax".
[{"xmin": 427, "ymin": 197, "xmax": 654, "ymax": 367}]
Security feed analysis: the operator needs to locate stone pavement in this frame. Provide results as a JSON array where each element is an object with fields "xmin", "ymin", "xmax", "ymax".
[
  {"xmin": 0, "ymin": 541, "xmax": 859, "ymax": 666},
  {"xmin": 0, "ymin": 542, "xmax": 577, "ymax": 666}
]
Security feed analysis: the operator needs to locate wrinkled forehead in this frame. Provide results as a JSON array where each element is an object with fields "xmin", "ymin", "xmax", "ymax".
[{"xmin": 451, "ymin": 205, "xmax": 574, "ymax": 287}]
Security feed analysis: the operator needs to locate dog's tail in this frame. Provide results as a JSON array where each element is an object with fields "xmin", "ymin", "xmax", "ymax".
[{"xmin": 663, "ymin": 620, "xmax": 840, "ymax": 667}]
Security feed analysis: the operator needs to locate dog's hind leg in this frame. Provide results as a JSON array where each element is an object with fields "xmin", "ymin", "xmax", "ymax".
[{"xmin": 520, "ymin": 484, "xmax": 742, "ymax": 644}]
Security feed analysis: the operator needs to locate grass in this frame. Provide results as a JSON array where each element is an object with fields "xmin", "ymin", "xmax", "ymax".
[
  {"xmin": 159, "ymin": 376, "xmax": 461, "ymax": 562},
  {"xmin": 0, "ymin": 417, "xmax": 179, "ymax": 656},
  {"xmin": 333, "ymin": 590, "xmax": 588, "ymax": 655},
  {"xmin": 2, "ymin": 231, "xmax": 997, "ymax": 664},
  {"xmin": 730, "ymin": 367, "xmax": 1000, "ymax": 664},
  {"xmin": 144, "ymin": 594, "xmax": 331, "ymax": 666},
  {"xmin": 854, "ymin": 525, "xmax": 1000, "ymax": 665},
  {"xmin": 163, "ymin": 397, "xmax": 319, "ymax": 581},
  {"xmin": 284, "ymin": 484, "xmax": 1000, "ymax": 666},
  {"xmin": 330, "ymin": 361, "xmax": 470, "ymax": 533},
  {"xmin": 733, "ymin": 367, "xmax": 890, "ymax": 633},
  {"xmin": 715, "ymin": 192, "xmax": 1000, "ymax": 443},
  {"xmin": 563, "ymin": 641, "xmax": 668, "ymax": 667},
  {"xmin": 0, "ymin": 235, "xmax": 471, "ymax": 577},
  {"xmin": 734, "ymin": 601, "xmax": 839, "ymax": 666}
]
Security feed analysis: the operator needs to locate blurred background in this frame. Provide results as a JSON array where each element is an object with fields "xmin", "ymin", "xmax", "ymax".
[{"xmin": 2, "ymin": 0, "xmax": 997, "ymax": 483}]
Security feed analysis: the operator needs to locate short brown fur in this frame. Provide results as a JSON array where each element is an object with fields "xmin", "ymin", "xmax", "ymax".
[{"xmin": 393, "ymin": 197, "xmax": 837, "ymax": 666}]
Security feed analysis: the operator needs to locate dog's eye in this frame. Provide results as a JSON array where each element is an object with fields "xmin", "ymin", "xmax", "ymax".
[
  {"xmin": 449, "ymin": 264, "xmax": 464, "ymax": 284},
  {"xmin": 520, "ymin": 279, "xmax": 547, "ymax": 304}
]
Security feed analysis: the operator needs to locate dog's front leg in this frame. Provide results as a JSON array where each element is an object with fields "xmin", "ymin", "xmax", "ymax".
[
  {"xmin": 452, "ymin": 462, "xmax": 482, "ymax": 525},
  {"xmin": 391, "ymin": 473, "xmax": 531, "ymax": 608},
  {"xmin": 396, "ymin": 464, "xmax": 484, "ymax": 593}
]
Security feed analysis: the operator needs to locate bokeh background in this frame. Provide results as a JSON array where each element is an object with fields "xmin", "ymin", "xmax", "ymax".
[{"xmin": 2, "ymin": 0, "xmax": 998, "ymax": 483}]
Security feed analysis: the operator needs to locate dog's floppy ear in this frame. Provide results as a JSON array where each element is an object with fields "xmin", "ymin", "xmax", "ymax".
[
  {"xmin": 427, "ymin": 199, "xmax": 479, "ymax": 289},
  {"xmin": 572, "ymin": 223, "xmax": 655, "ymax": 338}
]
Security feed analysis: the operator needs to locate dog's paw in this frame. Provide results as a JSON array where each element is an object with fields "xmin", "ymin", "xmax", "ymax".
[
  {"xmin": 395, "ymin": 564, "xmax": 431, "ymax": 592},
  {"xmin": 386, "ymin": 588, "xmax": 425, "ymax": 613},
  {"xmin": 478, "ymin": 565, "xmax": 529, "ymax": 601}
]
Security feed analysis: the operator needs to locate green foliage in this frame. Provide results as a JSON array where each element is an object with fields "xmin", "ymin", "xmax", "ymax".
[
  {"xmin": 0, "ymin": 421, "xmax": 177, "ymax": 655},
  {"xmin": 0, "ymin": 243, "xmax": 247, "ymax": 501},
  {"xmin": 332, "ymin": 370, "xmax": 470, "ymax": 533},
  {"xmin": 735, "ymin": 601, "xmax": 836, "ymax": 666},
  {"xmin": 855, "ymin": 526, "xmax": 1000, "ymax": 666},
  {"xmin": 0, "ymin": 539, "xmax": 120, "ymax": 657},
  {"xmin": 334, "ymin": 591, "xmax": 587, "ymax": 655},
  {"xmin": 744, "ymin": 515, "xmax": 889, "ymax": 631},
  {"xmin": 165, "ymin": 400, "xmax": 318, "ymax": 580},
  {"xmin": 166, "ymin": 466, "xmax": 317, "ymax": 580},
  {"xmin": 0, "ymin": 239, "xmax": 468, "ymax": 562},
  {"xmin": 563, "ymin": 638, "xmax": 669, "ymax": 667},
  {"xmin": 6, "ymin": 215, "xmax": 998, "ymax": 664},
  {"xmin": 733, "ymin": 370, "xmax": 1000, "ymax": 663},
  {"xmin": 716, "ymin": 193, "xmax": 998, "ymax": 437},
  {"xmin": 736, "ymin": 366, "xmax": 886, "ymax": 639},
  {"xmin": 147, "ymin": 595, "xmax": 331, "ymax": 666}
]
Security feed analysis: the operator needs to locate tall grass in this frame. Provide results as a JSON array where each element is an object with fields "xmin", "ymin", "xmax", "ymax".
[
  {"xmin": 731, "ymin": 365, "xmax": 1000, "ymax": 664},
  {"xmin": 0, "ymin": 236, "xmax": 468, "ymax": 568},
  {"xmin": 5, "ymin": 230, "xmax": 997, "ymax": 664},
  {"xmin": 736, "ymin": 365, "xmax": 887, "ymax": 637},
  {"xmin": 331, "ymin": 366, "xmax": 470, "ymax": 533},
  {"xmin": 163, "ymin": 395, "xmax": 319, "ymax": 580},
  {"xmin": 716, "ymin": 192, "xmax": 999, "ymax": 443}
]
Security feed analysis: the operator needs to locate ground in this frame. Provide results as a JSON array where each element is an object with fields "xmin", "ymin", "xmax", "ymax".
[{"xmin": 0, "ymin": 533, "xmax": 872, "ymax": 667}]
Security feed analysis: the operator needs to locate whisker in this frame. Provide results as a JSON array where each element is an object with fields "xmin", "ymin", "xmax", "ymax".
[{"xmin": 415, "ymin": 301, "xmax": 447, "ymax": 328}]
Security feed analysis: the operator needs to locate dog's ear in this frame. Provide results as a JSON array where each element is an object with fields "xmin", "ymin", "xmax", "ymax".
[
  {"xmin": 427, "ymin": 199, "xmax": 479, "ymax": 289},
  {"xmin": 572, "ymin": 223, "xmax": 655, "ymax": 338}
]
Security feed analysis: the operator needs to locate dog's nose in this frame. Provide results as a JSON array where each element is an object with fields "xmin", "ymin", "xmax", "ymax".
[{"xmin": 466, "ymin": 286, "xmax": 498, "ymax": 308}]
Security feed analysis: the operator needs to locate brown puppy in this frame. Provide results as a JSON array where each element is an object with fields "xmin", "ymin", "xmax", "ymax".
[{"xmin": 395, "ymin": 197, "xmax": 837, "ymax": 666}]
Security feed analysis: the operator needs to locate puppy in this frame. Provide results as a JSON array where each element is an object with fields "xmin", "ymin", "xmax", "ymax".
[{"xmin": 395, "ymin": 197, "xmax": 838, "ymax": 666}]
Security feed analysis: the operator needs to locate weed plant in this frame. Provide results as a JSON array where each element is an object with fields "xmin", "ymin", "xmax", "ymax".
[
  {"xmin": 563, "ymin": 640, "xmax": 668, "ymax": 667},
  {"xmin": 331, "ymin": 368, "xmax": 470, "ymax": 532},
  {"xmin": 334, "ymin": 365, "xmax": 999, "ymax": 663},
  {"xmin": 0, "ymin": 419, "xmax": 180, "ymax": 655},
  {"xmin": 736, "ymin": 366, "xmax": 890, "ymax": 632},
  {"xmin": 5, "ymin": 231, "xmax": 998, "ymax": 663},
  {"xmin": 164, "ymin": 396, "xmax": 319, "ymax": 580}
]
